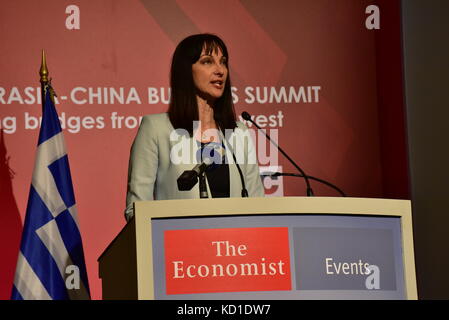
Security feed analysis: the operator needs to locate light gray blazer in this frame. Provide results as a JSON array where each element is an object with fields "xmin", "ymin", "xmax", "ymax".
[{"xmin": 125, "ymin": 113, "xmax": 265, "ymax": 220}]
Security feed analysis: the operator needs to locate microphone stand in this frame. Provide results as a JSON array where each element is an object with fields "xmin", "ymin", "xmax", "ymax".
[
  {"xmin": 242, "ymin": 112, "xmax": 314, "ymax": 196},
  {"xmin": 199, "ymin": 171, "xmax": 209, "ymax": 198},
  {"xmin": 264, "ymin": 172, "xmax": 347, "ymax": 197}
]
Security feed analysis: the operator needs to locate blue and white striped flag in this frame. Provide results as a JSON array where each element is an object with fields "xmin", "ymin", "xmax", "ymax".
[{"xmin": 11, "ymin": 87, "xmax": 90, "ymax": 300}]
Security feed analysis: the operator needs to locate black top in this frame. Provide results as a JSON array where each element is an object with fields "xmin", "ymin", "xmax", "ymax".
[{"xmin": 197, "ymin": 141, "xmax": 230, "ymax": 198}]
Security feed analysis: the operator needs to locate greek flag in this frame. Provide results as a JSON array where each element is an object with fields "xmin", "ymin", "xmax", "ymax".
[{"xmin": 11, "ymin": 88, "xmax": 90, "ymax": 300}]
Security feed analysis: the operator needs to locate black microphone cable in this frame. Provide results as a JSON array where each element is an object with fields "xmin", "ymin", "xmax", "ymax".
[{"xmin": 219, "ymin": 129, "xmax": 249, "ymax": 197}]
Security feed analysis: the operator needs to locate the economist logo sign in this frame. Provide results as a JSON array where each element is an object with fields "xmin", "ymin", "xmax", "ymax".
[{"xmin": 164, "ymin": 227, "xmax": 291, "ymax": 295}]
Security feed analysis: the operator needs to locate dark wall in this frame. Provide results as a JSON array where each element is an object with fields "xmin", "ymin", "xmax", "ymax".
[
  {"xmin": 375, "ymin": 0, "xmax": 410, "ymax": 200},
  {"xmin": 401, "ymin": 0, "xmax": 449, "ymax": 299}
]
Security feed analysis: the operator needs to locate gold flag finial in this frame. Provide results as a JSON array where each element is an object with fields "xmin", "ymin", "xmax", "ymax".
[
  {"xmin": 39, "ymin": 49, "xmax": 49, "ymax": 84},
  {"xmin": 39, "ymin": 50, "xmax": 56, "ymax": 103}
]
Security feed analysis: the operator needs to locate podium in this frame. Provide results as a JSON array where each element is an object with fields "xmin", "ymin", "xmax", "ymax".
[{"xmin": 98, "ymin": 197, "xmax": 417, "ymax": 300}]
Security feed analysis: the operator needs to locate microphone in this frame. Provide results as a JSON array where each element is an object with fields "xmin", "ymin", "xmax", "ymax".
[
  {"xmin": 177, "ymin": 161, "xmax": 210, "ymax": 191},
  {"xmin": 241, "ymin": 111, "xmax": 314, "ymax": 196},
  {"xmin": 177, "ymin": 142, "xmax": 223, "ymax": 197}
]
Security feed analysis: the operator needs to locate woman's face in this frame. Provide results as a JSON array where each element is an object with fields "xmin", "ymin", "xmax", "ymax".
[{"xmin": 192, "ymin": 46, "xmax": 228, "ymax": 102}]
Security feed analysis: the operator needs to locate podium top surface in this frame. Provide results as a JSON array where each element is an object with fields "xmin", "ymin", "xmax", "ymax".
[{"xmin": 134, "ymin": 196, "xmax": 411, "ymax": 220}]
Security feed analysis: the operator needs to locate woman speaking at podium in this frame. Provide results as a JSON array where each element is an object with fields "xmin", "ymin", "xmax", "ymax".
[{"xmin": 125, "ymin": 34, "xmax": 264, "ymax": 221}]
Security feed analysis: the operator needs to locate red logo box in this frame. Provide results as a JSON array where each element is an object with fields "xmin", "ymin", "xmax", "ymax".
[{"xmin": 164, "ymin": 227, "xmax": 291, "ymax": 295}]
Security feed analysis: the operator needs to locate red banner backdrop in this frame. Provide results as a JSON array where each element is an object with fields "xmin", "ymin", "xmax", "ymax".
[{"xmin": 0, "ymin": 0, "xmax": 407, "ymax": 299}]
